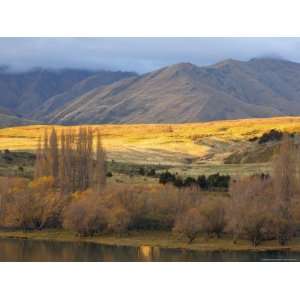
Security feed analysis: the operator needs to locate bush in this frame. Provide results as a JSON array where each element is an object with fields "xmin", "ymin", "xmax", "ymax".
[
  {"xmin": 159, "ymin": 171, "xmax": 230, "ymax": 190},
  {"xmin": 197, "ymin": 175, "xmax": 208, "ymax": 189},
  {"xmin": 63, "ymin": 191, "xmax": 108, "ymax": 236},
  {"xmin": 228, "ymin": 176, "xmax": 274, "ymax": 246},
  {"xmin": 107, "ymin": 205, "xmax": 131, "ymax": 234},
  {"xmin": 258, "ymin": 129, "xmax": 283, "ymax": 144},
  {"xmin": 0, "ymin": 176, "xmax": 67, "ymax": 230},
  {"xmin": 147, "ymin": 169, "xmax": 156, "ymax": 177},
  {"xmin": 198, "ymin": 198, "xmax": 226, "ymax": 238},
  {"xmin": 206, "ymin": 173, "xmax": 230, "ymax": 190},
  {"xmin": 159, "ymin": 171, "xmax": 176, "ymax": 184},
  {"xmin": 173, "ymin": 207, "xmax": 202, "ymax": 243}
]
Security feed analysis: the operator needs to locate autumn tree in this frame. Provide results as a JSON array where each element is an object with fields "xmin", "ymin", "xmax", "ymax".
[
  {"xmin": 273, "ymin": 134, "xmax": 298, "ymax": 245},
  {"xmin": 63, "ymin": 191, "xmax": 108, "ymax": 236},
  {"xmin": 35, "ymin": 127, "xmax": 107, "ymax": 194},
  {"xmin": 49, "ymin": 128, "xmax": 59, "ymax": 180},
  {"xmin": 229, "ymin": 176, "xmax": 274, "ymax": 246},
  {"xmin": 94, "ymin": 131, "xmax": 107, "ymax": 191},
  {"xmin": 198, "ymin": 198, "xmax": 226, "ymax": 238},
  {"xmin": 173, "ymin": 207, "xmax": 202, "ymax": 243}
]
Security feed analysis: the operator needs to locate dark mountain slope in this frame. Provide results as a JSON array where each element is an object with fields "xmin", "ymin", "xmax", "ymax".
[
  {"xmin": 0, "ymin": 68, "xmax": 135, "ymax": 126},
  {"xmin": 0, "ymin": 68, "xmax": 99, "ymax": 116},
  {"xmin": 47, "ymin": 58, "xmax": 300, "ymax": 124},
  {"xmin": 31, "ymin": 70, "xmax": 136, "ymax": 121},
  {"xmin": 0, "ymin": 112, "xmax": 37, "ymax": 127}
]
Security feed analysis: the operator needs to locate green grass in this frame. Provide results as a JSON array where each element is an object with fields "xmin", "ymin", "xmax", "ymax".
[{"xmin": 0, "ymin": 229, "xmax": 299, "ymax": 252}]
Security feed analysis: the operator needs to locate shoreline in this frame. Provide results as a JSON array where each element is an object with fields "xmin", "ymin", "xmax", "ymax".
[{"xmin": 0, "ymin": 229, "xmax": 299, "ymax": 253}]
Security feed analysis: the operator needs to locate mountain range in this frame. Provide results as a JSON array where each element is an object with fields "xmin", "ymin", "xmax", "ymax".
[{"xmin": 1, "ymin": 58, "xmax": 300, "ymax": 126}]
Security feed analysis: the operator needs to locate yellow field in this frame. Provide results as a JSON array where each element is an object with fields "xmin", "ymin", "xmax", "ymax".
[{"xmin": 1, "ymin": 116, "xmax": 300, "ymax": 166}]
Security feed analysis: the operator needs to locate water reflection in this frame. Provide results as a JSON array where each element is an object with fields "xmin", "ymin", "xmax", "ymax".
[
  {"xmin": 0, "ymin": 238, "xmax": 298, "ymax": 262},
  {"xmin": 138, "ymin": 245, "xmax": 160, "ymax": 261}
]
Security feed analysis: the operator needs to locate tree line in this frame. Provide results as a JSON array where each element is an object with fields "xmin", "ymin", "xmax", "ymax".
[
  {"xmin": 159, "ymin": 171, "xmax": 230, "ymax": 190},
  {"xmin": 35, "ymin": 127, "xmax": 106, "ymax": 193}
]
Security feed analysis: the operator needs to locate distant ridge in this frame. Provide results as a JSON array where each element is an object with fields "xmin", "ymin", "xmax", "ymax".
[
  {"xmin": 45, "ymin": 58, "xmax": 300, "ymax": 124},
  {"xmin": 2, "ymin": 58, "xmax": 300, "ymax": 125}
]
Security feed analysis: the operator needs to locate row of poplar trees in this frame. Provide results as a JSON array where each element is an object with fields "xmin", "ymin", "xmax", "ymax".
[{"xmin": 35, "ymin": 127, "xmax": 107, "ymax": 194}]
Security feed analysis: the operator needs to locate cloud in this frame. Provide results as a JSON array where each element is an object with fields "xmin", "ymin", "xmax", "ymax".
[{"xmin": 0, "ymin": 37, "xmax": 300, "ymax": 73}]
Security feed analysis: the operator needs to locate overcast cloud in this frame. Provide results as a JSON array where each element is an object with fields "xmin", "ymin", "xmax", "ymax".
[{"xmin": 1, "ymin": 38, "xmax": 300, "ymax": 74}]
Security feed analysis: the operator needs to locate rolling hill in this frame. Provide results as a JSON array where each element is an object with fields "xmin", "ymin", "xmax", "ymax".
[
  {"xmin": 45, "ymin": 58, "xmax": 300, "ymax": 124},
  {"xmin": 1, "ymin": 117, "xmax": 300, "ymax": 171},
  {"xmin": 0, "ymin": 112, "xmax": 36, "ymax": 127},
  {"xmin": 0, "ymin": 105, "xmax": 36, "ymax": 127}
]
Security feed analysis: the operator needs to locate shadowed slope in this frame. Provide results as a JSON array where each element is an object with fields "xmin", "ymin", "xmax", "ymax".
[{"xmin": 47, "ymin": 58, "xmax": 300, "ymax": 124}]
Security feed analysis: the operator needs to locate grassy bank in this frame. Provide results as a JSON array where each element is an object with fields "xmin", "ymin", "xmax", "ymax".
[{"xmin": 0, "ymin": 229, "xmax": 299, "ymax": 252}]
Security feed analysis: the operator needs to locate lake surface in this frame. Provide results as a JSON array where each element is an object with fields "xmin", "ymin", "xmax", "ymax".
[{"xmin": 0, "ymin": 238, "xmax": 299, "ymax": 262}]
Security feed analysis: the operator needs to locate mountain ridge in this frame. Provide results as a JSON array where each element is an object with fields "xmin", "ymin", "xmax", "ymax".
[
  {"xmin": 45, "ymin": 58, "xmax": 300, "ymax": 124},
  {"xmin": 1, "ymin": 58, "xmax": 300, "ymax": 125}
]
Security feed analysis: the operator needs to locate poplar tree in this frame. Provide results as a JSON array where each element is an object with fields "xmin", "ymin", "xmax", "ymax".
[
  {"xmin": 273, "ymin": 134, "xmax": 297, "ymax": 245},
  {"xmin": 34, "ymin": 127, "xmax": 107, "ymax": 194}
]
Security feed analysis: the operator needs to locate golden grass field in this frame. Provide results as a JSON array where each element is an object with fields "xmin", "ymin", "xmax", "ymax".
[{"xmin": 1, "ymin": 116, "xmax": 300, "ymax": 175}]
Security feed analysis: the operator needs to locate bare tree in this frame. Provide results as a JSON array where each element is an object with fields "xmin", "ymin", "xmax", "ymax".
[
  {"xmin": 229, "ymin": 176, "xmax": 273, "ymax": 246},
  {"xmin": 49, "ymin": 128, "xmax": 59, "ymax": 181},
  {"xmin": 173, "ymin": 207, "xmax": 202, "ymax": 243},
  {"xmin": 34, "ymin": 137, "xmax": 43, "ymax": 179},
  {"xmin": 273, "ymin": 134, "xmax": 297, "ymax": 245},
  {"xmin": 94, "ymin": 130, "xmax": 107, "ymax": 192}
]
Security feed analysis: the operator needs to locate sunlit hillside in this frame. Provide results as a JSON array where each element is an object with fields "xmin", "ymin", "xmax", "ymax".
[{"xmin": 1, "ymin": 117, "xmax": 300, "ymax": 167}]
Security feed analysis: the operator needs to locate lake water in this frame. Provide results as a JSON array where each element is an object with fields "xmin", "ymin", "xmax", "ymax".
[{"xmin": 0, "ymin": 238, "xmax": 298, "ymax": 262}]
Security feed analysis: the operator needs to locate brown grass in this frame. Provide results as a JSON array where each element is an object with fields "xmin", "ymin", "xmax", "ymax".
[{"xmin": 1, "ymin": 116, "xmax": 300, "ymax": 167}]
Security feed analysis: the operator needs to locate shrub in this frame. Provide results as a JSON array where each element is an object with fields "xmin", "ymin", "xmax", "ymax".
[
  {"xmin": 228, "ymin": 176, "xmax": 274, "ymax": 246},
  {"xmin": 107, "ymin": 205, "xmax": 131, "ymax": 234},
  {"xmin": 63, "ymin": 191, "xmax": 108, "ymax": 236},
  {"xmin": 147, "ymin": 169, "xmax": 156, "ymax": 177},
  {"xmin": 258, "ymin": 129, "xmax": 283, "ymax": 144},
  {"xmin": 0, "ymin": 176, "xmax": 67, "ymax": 230},
  {"xmin": 159, "ymin": 171, "xmax": 176, "ymax": 184},
  {"xmin": 197, "ymin": 175, "xmax": 208, "ymax": 189},
  {"xmin": 198, "ymin": 198, "xmax": 226, "ymax": 238},
  {"xmin": 173, "ymin": 207, "xmax": 202, "ymax": 243}
]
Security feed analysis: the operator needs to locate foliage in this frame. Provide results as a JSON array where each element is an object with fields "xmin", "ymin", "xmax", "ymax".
[
  {"xmin": 159, "ymin": 171, "xmax": 230, "ymax": 190},
  {"xmin": 228, "ymin": 176, "xmax": 275, "ymax": 246},
  {"xmin": 258, "ymin": 129, "xmax": 283, "ymax": 144},
  {"xmin": 173, "ymin": 207, "xmax": 202, "ymax": 243},
  {"xmin": 35, "ymin": 127, "xmax": 107, "ymax": 194},
  {"xmin": 198, "ymin": 198, "xmax": 226, "ymax": 238},
  {"xmin": 0, "ymin": 176, "xmax": 68, "ymax": 230}
]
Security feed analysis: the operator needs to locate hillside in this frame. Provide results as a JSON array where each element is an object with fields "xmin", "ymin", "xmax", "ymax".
[
  {"xmin": 0, "ymin": 104, "xmax": 36, "ymax": 127},
  {"xmin": 0, "ymin": 111, "xmax": 36, "ymax": 128},
  {"xmin": 46, "ymin": 58, "xmax": 300, "ymax": 124},
  {"xmin": 1, "ymin": 58, "xmax": 300, "ymax": 124},
  {"xmin": 1, "ymin": 117, "xmax": 300, "ymax": 171},
  {"xmin": 31, "ymin": 71, "xmax": 136, "ymax": 121},
  {"xmin": 0, "ymin": 68, "xmax": 135, "ymax": 125}
]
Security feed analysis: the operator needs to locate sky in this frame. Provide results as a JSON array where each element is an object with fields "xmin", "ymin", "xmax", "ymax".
[{"xmin": 1, "ymin": 38, "xmax": 300, "ymax": 74}]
